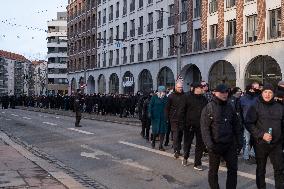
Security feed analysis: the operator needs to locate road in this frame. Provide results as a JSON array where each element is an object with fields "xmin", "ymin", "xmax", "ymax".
[{"xmin": 0, "ymin": 109, "xmax": 276, "ymax": 189}]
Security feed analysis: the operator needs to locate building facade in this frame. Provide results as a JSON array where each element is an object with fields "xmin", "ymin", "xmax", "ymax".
[
  {"xmin": 0, "ymin": 50, "xmax": 33, "ymax": 96},
  {"xmin": 32, "ymin": 61, "xmax": 48, "ymax": 96},
  {"xmin": 67, "ymin": 0, "xmax": 284, "ymax": 94},
  {"xmin": 47, "ymin": 12, "xmax": 68, "ymax": 95}
]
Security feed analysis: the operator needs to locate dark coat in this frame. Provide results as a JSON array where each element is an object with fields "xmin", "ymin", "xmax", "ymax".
[
  {"xmin": 165, "ymin": 91, "xmax": 186, "ymax": 131},
  {"xmin": 245, "ymin": 97, "xmax": 284, "ymax": 145},
  {"xmin": 200, "ymin": 97, "xmax": 241, "ymax": 151},
  {"xmin": 148, "ymin": 95, "xmax": 168, "ymax": 134}
]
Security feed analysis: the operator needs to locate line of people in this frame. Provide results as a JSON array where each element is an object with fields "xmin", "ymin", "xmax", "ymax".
[{"xmin": 138, "ymin": 80, "xmax": 284, "ymax": 189}]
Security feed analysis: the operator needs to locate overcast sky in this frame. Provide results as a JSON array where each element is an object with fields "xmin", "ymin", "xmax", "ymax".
[{"xmin": 0, "ymin": 0, "xmax": 67, "ymax": 60}]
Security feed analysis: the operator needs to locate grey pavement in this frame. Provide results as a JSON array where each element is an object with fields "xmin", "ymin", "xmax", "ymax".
[{"xmin": 0, "ymin": 108, "xmax": 276, "ymax": 189}]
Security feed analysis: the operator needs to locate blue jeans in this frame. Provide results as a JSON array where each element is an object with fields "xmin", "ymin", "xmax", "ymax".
[{"xmin": 243, "ymin": 129, "xmax": 255, "ymax": 160}]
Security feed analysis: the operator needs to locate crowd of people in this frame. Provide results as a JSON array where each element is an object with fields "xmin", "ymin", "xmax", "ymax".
[{"xmin": 1, "ymin": 79, "xmax": 284, "ymax": 188}]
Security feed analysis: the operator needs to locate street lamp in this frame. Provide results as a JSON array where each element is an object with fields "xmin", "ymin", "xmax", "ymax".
[{"xmin": 155, "ymin": 9, "xmax": 182, "ymax": 79}]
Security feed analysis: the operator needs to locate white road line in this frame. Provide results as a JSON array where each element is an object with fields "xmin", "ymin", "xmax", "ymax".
[
  {"xmin": 68, "ymin": 128, "xmax": 94, "ymax": 135},
  {"xmin": 119, "ymin": 141, "xmax": 275, "ymax": 185},
  {"xmin": 55, "ymin": 117, "xmax": 60, "ymax": 119},
  {"xmin": 42, "ymin": 122, "xmax": 57, "ymax": 126},
  {"xmin": 23, "ymin": 117, "xmax": 31, "ymax": 120},
  {"xmin": 2, "ymin": 112, "xmax": 5, "ymax": 114},
  {"xmin": 5, "ymin": 119, "xmax": 11, "ymax": 121},
  {"xmin": 44, "ymin": 116, "xmax": 48, "ymax": 118},
  {"xmin": 11, "ymin": 114, "xmax": 19, "ymax": 117}
]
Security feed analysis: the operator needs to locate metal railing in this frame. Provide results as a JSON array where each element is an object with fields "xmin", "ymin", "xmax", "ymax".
[
  {"xmin": 209, "ymin": 0, "xmax": 218, "ymax": 14},
  {"xmin": 226, "ymin": 34, "xmax": 236, "ymax": 46},
  {"xmin": 209, "ymin": 38, "xmax": 217, "ymax": 49}
]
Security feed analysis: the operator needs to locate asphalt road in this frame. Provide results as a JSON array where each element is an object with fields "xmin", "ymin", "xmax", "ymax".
[{"xmin": 0, "ymin": 109, "xmax": 276, "ymax": 189}]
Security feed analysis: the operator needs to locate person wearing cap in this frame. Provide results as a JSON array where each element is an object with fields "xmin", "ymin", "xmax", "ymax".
[
  {"xmin": 201, "ymin": 84, "xmax": 241, "ymax": 189},
  {"xmin": 180, "ymin": 82, "xmax": 207, "ymax": 169},
  {"xmin": 165, "ymin": 80, "xmax": 186, "ymax": 158},
  {"xmin": 245, "ymin": 83, "xmax": 284, "ymax": 189},
  {"xmin": 148, "ymin": 86, "xmax": 168, "ymax": 151}
]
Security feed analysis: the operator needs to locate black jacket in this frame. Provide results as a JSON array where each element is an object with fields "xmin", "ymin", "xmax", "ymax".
[
  {"xmin": 245, "ymin": 97, "xmax": 284, "ymax": 145},
  {"xmin": 200, "ymin": 97, "xmax": 241, "ymax": 150},
  {"xmin": 165, "ymin": 91, "xmax": 186, "ymax": 131},
  {"xmin": 181, "ymin": 93, "xmax": 207, "ymax": 129}
]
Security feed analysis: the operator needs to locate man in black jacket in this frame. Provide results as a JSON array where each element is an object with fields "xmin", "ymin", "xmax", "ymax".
[
  {"xmin": 246, "ymin": 84, "xmax": 284, "ymax": 189},
  {"xmin": 201, "ymin": 84, "xmax": 241, "ymax": 189},
  {"xmin": 181, "ymin": 82, "xmax": 207, "ymax": 169},
  {"xmin": 165, "ymin": 80, "xmax": 186, "ymax": 159}
]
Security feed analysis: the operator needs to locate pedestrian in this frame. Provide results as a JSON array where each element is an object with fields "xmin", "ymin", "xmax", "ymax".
[
  {"xmin": 201, "ymin": 84, "xmax": 241, "ymax": 189},
  {"xmin": 148, "ymin": 86, "xmax": 168, "ymax": 151},
  {"xmin": 181, "ymin": 82, "xmax": 207, "ymax": 169},
  {"xmin": 245, "ymin": 83, "xmax": 284, "ymax": 189},
  {"xmin": 74, "ymin": 93, "xmax": 83, "ymax": 127},
  {"xmin": 141, "ymin": 92, "xmax": 153, "ymax": 141},
  {"xmin": 165, "ymin": 79, "xmax": 186, "ymax": 158}
]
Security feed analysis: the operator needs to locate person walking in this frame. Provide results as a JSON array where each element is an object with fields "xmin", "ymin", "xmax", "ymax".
[
  {"xmin": 74, "ymin": 93, "xmax": 83, "ymax": 127},
  {"xmin": 201, "ymin": 84, "xmax": 241, "ymax": 189},
  {"xmin": 148, "ymin": 86, "xmax": 168, "ymax": 151},
  {"xmin": 181, "ymin": 82, "xmax": 207, "ymax": 169},
  {"xmin": 245, "ymin": 84, "xmax": 284, "ymax": 189},
  {"xmin": 165, "ymin": 80, "xmax": 186, "ymax": 158}
]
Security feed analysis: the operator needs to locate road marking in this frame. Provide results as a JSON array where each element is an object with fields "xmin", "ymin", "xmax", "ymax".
[
  {"xmin": 81, "ymin": 144, "xmax": 152, "ymax": 171},
  {"xmin": 42, "ymin": 122, "xmax": 57, "ymax": 126},
  {"xmin": 119, "ymin": 141, "xmax": 275, "ymax": 185},
  {"xmin": 23, "ymin": 117, "xmax": 31, "ymax": 120},
  {"xmin": 2, "ymin": 112, "xmax": 5, "ymax": 114},
  {"xmin": 44, "ymin": 116, "xmax": 48, "ymax": 118},
  {"xmin": 11, "ymin": 114, "xmax": 19, "ymax": 117},
  {"xmin": 68, "ymin": 128, "xmax": 94, "ymax": 135},
  {"xmin": 55, "ymin": 117, "xmax": 60, "ymax": 119},
  {"xmin": 5, "ymin": 119, "xmax": 11, "ymax": 121}
]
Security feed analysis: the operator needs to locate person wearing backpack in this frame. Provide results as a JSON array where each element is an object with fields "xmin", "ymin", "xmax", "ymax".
[{"xmin": 200, "ymin": 84, "xmax": 241, "ymax": 189}]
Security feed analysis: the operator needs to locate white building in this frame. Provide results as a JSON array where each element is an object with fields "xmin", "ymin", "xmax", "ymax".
[
  {"xmin": 68, "ymin": 0, "xmax": 284, "ymax": 94},
  {"xmin": 47, "ymin": 12, "xmax": 68, "ymax": 95}
]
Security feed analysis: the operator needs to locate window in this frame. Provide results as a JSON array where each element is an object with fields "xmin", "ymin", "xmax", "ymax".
[
  {"xmin": 194, "ymin": 29, "xmax": 202, "ymax": 51},
  {"xmin": 168, "ymin": 5, "xmax": 174, "ymax": 26},
  {"xmin": 116, "ymin": 2, "xmax": 119, "ymax": 18},
  {"xmin": 169, "ymin": 35, "xmax": 175, "ymax": 56},
  {"xmin": 109, "ymin": 5, "xmax": 113, "ymax": 21},
  {"xmin": 116, "ymin": 25, "xmax": 119, "ymax": 39},
  {"xmin": 109, "ymin": 28, "xmax": 113, "ymax": 44},
  {"xmin": 269, "ymin": 8, "xmax": 281, "ymax": 39},
  {"xmin": 123, "ymin": 22, "xmax": 127, "ymax": 40},
  {"xmin": 181, "ymin": 0, "xmax": 188, "ymax": 22},
  {"xmin": 194, "ymin": 0, "xmax": 201, "ymax": 18},
  {"xmin": 103, "ymin": 30, "xmax": 106, "ymax": 45},
  {"xmin": 116, "ymin": 49, "xmax": 119, "ymax": 65},
  {"xmin": 147, "ymin": 13, "xmax": 153, "ymax": 32},
  {"xmin": 157, "ymin": 38, "xmax": 163, "ymax": 58},
  {"xmin": 139, "ymin": 0, "xmax": 143, "ymax": 8},
  {"xmin": 148, "ymin": 0, "xmax": 153, "ymax": 5},
  {"xmin": 123, "ymin": 0, "xmax": 127, "ymax": 16},
  {"xmin": 226, "ymin": 0, "xmax": 236, "ymax": 8},
  {"xmin": 109, "ymin": 50, "xmax": 113, "ymax": 66},
  {"xmin": 209, "ymin": 0, "xmax": 218, "ymax": 14},
  {"xmin": 103, "ymin": 52, "xmax": 107, "ymax": 67},
  {"xmin": 98, "ymin": 11, "xmax": 101, "ymax": 26},
  {"xmin": 209, "ymin": 24, "xmax": 218, "ymax": 49},
  {"xmin": 123, "ymin": 47, "xmax": 127, "ymax": 63},
  {"xmin": 130, "ymin": 0, "xmax": 135, "ymax": 12},
  {"xmin": 226, "ymin": 20, "xmax": 236, "ymax": 46},
  {"xmin": 246, "ymin": 15, "xmax": 258, "ymax": 43},
  {"xmin": 97, "ymin": 53, "xmax": 101, "ymax": 68},
  {"xmin": 157, "ymin": 9, "xmax": 163, "ymax": 29},
  {"xmin": 138, "ymin": 16, "xmax": 143, "ymax": 35},
  {"xmin": 130, "ymin": 20, "xmax": 135, "ymax": 37},
  {"xmin": 138, "ymin": 43, "xmax": 143, "ymax": 61},
  {"xmin": 147, "ymin": 41, "xmax": 153, "ymax": 59},
  {"xmin": 130, "ymin": 45, "xmax": 135, "ymax": 62},
  {"xmin": 181, "ymin": 32, "xmax": 188, "ymax": 53},
  {"xmin": 103, "ymin": 8, "xmax": 106, "ymax": 24}
]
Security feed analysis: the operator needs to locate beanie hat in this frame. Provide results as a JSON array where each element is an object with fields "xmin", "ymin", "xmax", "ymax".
[
  {"xmin": 262, "ymin": 83, "xmax": 274, "ymax": 93},
  {"xmin": 158, "ymin": 86, "xmax": 166, "ymax": 92}
]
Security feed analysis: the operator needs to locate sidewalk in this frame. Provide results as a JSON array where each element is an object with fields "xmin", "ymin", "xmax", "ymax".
[
  {"xmin": 18, "ymin": 106, "xmax": 141, "ymax": 127},
  {"xmin": 0, "ymin": 139, "xmax": 67, "ymax": 189}
]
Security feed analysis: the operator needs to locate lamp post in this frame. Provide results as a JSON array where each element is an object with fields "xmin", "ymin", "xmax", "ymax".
[{"xmin": 155, "ymin": 9, "xmax": 182, "ymax": 79}]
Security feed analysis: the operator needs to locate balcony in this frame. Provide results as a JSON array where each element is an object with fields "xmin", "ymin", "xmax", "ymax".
[
  {"xmin": 209, "ymin": 0, "xmax": 218, "ymax": 14},
  {"xmin": 226, "ymin": 34, "xmax": 236, "ymax": 46},
  {"xmin": 168, "ymin": 16, "xmax": 174, "ymax": 26},
  {"xmin": 130, "ymin": 55, "xmax": 134, "ymax": 63},
  {"xmin": 123, "ymin": 56, "xmax": 127, "ymax": 64},
  {"xmin": 193, "ymin": 41, "xmax": 202, "ymax": 52},
  {"xmin": 130, "ymin": 3, "xmax": 135, "ymax": 12},
  {"xmin": 147, "ymin": 23, "xmax": 153, "ymax": 32},
  {"xmin": 245, "ymin": 31, "xmax": 257, "ymax": 43},
  {"xmin": 138, "ymin": 26, "xmax": 143, "ymax": 35},
  {"xmin": 194, "ymin": 7, "xmax": 201, "ymax": 18},
  {"xmin": 168, "ymin": 47, "xmax": 175, "ymax": 56},
  {"xmin": 138, "ymin": 53, "xmax": 143, "ymax": 61},
  {"xmin": 181, "ymin": 11, "xmax": 188, "ymax": 22},
  {"xmin": 226, "ymin": 0, "xmax": 236, "ymax": 8},
  {"xmin": 157, "ymin": 20, "xmax": 163, "ymax": 29},
  {"xmin": 157, "ymin": 49, "xmax": 163, "ymax": 58},
  {"xmin": 147, "ymin": 51, "xmax": 153, "ymax": 60},
  {"xmin": 130, "ymin": 29, "xmax": 135, "ymax": 37},
  {"xmin": 209, "ymin": 38, "xmax": 217, "ymax": 49}
]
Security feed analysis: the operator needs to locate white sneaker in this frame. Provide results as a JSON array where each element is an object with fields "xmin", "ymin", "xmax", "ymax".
[
  {"xmin": 182, "ymin": 159, "xmax": 188, "ymax": 166},
  {"xmin": 194, "ymin": 165, "xmax": 204, "ymax": 171}
]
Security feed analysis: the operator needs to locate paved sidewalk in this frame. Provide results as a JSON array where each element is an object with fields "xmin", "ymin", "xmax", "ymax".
[
  {"xmin": 18, "ymin": 106, "xmax": 141, "ymax": 126},
  {"xmin": 0, "ymin": 139, "xmax": 67, "ymax": 189}
]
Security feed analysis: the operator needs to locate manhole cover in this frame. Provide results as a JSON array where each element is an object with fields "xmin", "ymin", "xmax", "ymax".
[{"xmin": 0, "ymin": 171, "xmax": 25, "ymax": 187}]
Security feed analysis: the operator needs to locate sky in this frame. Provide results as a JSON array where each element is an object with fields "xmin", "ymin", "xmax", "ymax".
[{"xmin": 0, "ymin": 0, "xmax": 67, "ymax": 61}]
